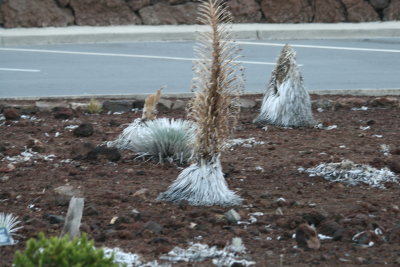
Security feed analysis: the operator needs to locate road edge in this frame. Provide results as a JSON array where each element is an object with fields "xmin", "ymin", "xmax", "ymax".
[
  {"xmin": 1, "ymin": 22, "xmax": 400, "ymax": 45},
  {"xmin": 1, "ymin": 88, "xmax": 400, "ymax": 101}
]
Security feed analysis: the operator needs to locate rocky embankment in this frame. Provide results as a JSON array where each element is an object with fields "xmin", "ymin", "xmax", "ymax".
[{"xmin": 0, "ymin": 0, "xmax": 399, "ymax": 28}]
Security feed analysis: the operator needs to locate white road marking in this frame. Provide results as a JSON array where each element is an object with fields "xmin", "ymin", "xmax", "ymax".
[
  {"xmin": 236, "ymin": 41, "xmax": 400, "ymax": 53},
  {"xmin": 0, "ymin": 47, "xmax": 275, "ymax": 65},
  {"xmin": 0, "ymin": 67, "xmax": 40, "ymax": 72}
]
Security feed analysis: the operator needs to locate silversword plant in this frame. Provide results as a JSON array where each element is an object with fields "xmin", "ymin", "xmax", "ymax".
[
  {"xmin": 0, "ymin": 212, "xmax": 22, "ymax": 244},
  {"xmin": 254, "ymin": 45, "xmax": 315, "ymax": 127},
  {"xmin": 158, "ymin": 0, "xmax": 244, "ymax": 206}
]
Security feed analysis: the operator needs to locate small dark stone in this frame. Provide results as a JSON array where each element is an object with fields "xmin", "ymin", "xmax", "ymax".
[
  {"xmin": 115, "ymin": 216, "xmax": 132, "ymax": 225},
  {"xmin": 71, "ymin": 142, "xmax": 96, "ymax": 160},
  {"xmin": 296, "ymin": 223, "xmax": 320, "ymax": 250},
  {"xmin": 86, "ymin": 145, "xmax": 121, "ymax": 162},
  {"xmin": 366, "ymin": 119, "xmax": 376, "ymax": 126},
  {"xmin": 142, "ymin": 221, "xmax": 163, "ymax": 235},
  {"xmin": 388, "ymin": 158, "xmax": 400, "ymax": 173},
  {"xmin": 109, "ymin": 119, "xmax": 120, "ymax": 127},
  {"xmin": 387, "ymin": 224, "xmax": 400, "ymax": 243},
  {"xmin": 80, "ymin": 223, "xmax": 91, "ymax": 233},
  {"xmin": 132, "ymin": 99, "xmax": 145, "ymax": 109},
  {"xmin": 53, "ymin": 107, "xmax": 74, "ymax": 119},
  {"xmin": 3, "ymin": 108, "xmax": 20, "ymax": 120},
  {"xmin": 136, "ymin": 170, "xmax": 146, "ymax": 175},
  {"xmin": 26, "ymin": 138, "xmax": 45, "ymax": 153},
  {"xmin": 102, "ymin": 100, "xmax": 132, "ymax": 113},
  {"xmin": 46, "ymin": 215, "xmax": 65, "ymax": 224},
  {"xmin": 84, "ymin": 204, "xmax": 99, "ymax": 216},
  {"xmin": 148, "ymin": 237, "xmax": 170, "ymax": 244},
  {"xmin": 104, "ymin": 229, "xmax": 117, "ymax": 239},
  {"xmin": 302, "ymin": 212, "xmax": 326, "ymax": 227},
  {"xmin": 128, "ymin": 209, "xmax": 142, "ymax": 221},
  {"xmin": 116, "ymin": 230, "xmax": 133, "ymax": 239},
  {"xmin": 73, "ymin": 123, "xmax": 94, "ymax": 137},
  {"xmin": 93, "ymin": 231, "xmax": 107, "ymax": 242},
  {"xmin": 230, "ymin": 263, "xmax": 245, "ymax": 267}
]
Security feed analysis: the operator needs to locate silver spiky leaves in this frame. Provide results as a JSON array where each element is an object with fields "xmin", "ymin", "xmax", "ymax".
[
  {"xmin": 254, "ymin": 45, "xmax": 315, "ymax": 127},
  {"xmin": 0, "ymin": 213, "xmax": 22, "ymax": 244},
  {"xmin": 157, "ymin": 154, "xmax": 242, "ymax": 206},
  {"xmin": 109, "ymin": 118, "xmax": 196, "ymax": 164}
]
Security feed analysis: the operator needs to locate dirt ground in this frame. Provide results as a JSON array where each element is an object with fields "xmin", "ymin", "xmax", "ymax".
[{"xmin": 1, "ymin": 94, "xmax": 400, "ymax": 266}]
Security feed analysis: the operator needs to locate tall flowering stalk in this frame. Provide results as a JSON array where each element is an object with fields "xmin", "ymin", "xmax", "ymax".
[{"xmin": 158, "ymin": 0, "xmax": 244, "ymax": 206}]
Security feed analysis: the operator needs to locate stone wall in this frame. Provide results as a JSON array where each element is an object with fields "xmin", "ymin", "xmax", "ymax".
[{"xmin": 0, "ymin": 0, "xmax": 399, "ymax": 28}]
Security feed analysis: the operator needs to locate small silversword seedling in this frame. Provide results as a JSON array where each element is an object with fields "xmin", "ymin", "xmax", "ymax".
[{"xmin": 109, "ymin": 118, "xmax": 196, "ymax": 164}]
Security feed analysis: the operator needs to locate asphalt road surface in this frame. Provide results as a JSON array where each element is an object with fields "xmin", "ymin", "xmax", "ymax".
[{"xmin": 1, "ymin": 38, "xmax": 400, "ymax": 98}]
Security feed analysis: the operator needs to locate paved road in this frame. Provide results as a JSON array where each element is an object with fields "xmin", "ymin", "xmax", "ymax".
[{"xmin": 1, "ymin": 38, "xmax": 400, "ymax": 98}]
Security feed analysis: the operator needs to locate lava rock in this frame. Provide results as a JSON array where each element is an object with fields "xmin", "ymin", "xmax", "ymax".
[
  {"xmin": 3, "ymin": 108, "xmax": 20, "ymax": 120},
  {"xmin": 369, "ymin": 0, "xmax": 390, "ymax": 10},
  {"xmin": 84, "ymin": 204, "xmax": 99, "ymax": 216},
  {"xmin": 45, "ymin": 214, "xmax": 65, "ymax": 224},
  {"xmin": 71, "ymin": 142, "xmax": 96, "ymax": 160},
  {"xmin": 224, "ymin": 209, "xmax": 241, "ymax": 224},
  {"xmin": 352, "ymin": 230, "xmax": 384, "ymax": 246},
  {"xmin": 132, "ymin": 188, "xmax": 150, "ymax": 200},
  {"xmin": 233, "ymin": 98, "xmax": 257, "ymax": 110},
  {"xmin": 314, "ymin": 0, "xmax": 346, "ymax": 22},
  {"xmin": 73, "ymin": 123, "xmax": 94, "ymax": 137},
  {"xmin": 227, "ymin": 0, "xmax": 262, "ymax": 23},
  {"xmin": 26, "ymin": 138, "xmax": 45, "ymax": 153},
  {"xmin": 312, "ymin": 99, "xmax": 335, "ymax": 110},
  {"xmin": 342, "ymin": 0, "xmax": 379, "ymax": 22},
  {"xmin": 142, "ymin": 221, "xmax": 163, "ymax": 235},
  {"xmin": 295, "ymin": 223, "xmax": 320, "ymax": 250},
  {"xmin": 387, "ymin": 224, "xmax": 400, "ymax": 243},
  {"xmin": 302, "ymin": 212, "xmax": 326, "ymax": 227},
  {"xmin": 128, "ymin": 209, "xmax": 141, "ymax": 221},
  {"xmin": 370, "ymin": 97, "xmax": 399, "ymax": 107},
  {"xmin": 139, "ymin": 2, "xmax": 198, "ymax": 25},
  {"xmin": 0, "ymin": 0, "xmax": 74, "ymax": 28},
  {"xmin": 53, "ymin": 107, "xmax": 74, "ymax": 119},
  {"xmin": 86, "ymin": 145, "xmax": 121, "ymax": 162},
  {"xmin": 53, "ymin": 185, "xmax": 83, "ymax": 206},
  {"xmin": 126, "ymin": 0, "xmax": 151, "ymax": 11},
  {"xmin": 260, "ymin": 0, "xmax": 313, "ymax": 23},
  {"xmin": 384, "ymin": 0, "xmax": 400, "ymax": 21},
  {"xmin": 102, "ymin": 100, "xmax": 132, "ymax": 113},
  {"xmin": 388, "ymin": 158, "xmax": 400, "ymax": 173},
  {"xmin": 70, "ymin": 0, "xmax": 141, "ymax": 26},
  {"xmin": 318, "ymin": 220, "xmax": 345, "ymax": 241}
]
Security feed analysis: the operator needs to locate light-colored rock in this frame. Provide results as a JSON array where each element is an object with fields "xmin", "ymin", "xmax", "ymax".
[
  {"xmin": 54, "ymin": 185, "xmax": 83, "ymax": 206},
  {"xmin": 35, "ymin": 101, "xmax": 69, "ymax": 111},
  {"xmin": 224, "ymin": 209, "xmax": 241, "ymax": 224}
]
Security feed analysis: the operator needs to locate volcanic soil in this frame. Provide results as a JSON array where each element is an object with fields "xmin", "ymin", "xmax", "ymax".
[{"xmin": 1, "ymin": 94, "xmax": 400, "ymax": 266}]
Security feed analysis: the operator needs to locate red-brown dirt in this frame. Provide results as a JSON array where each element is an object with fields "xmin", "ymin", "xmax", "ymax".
[{"xmin": 1, "ymin": 94, "xmax": 400, "ymax": 266}]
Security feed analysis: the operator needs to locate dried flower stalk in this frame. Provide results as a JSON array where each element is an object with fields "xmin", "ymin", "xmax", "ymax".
[
  {"xmin": 189, "ymin": 0, "xmax": 244, "ymax": 160},
  {"xmin": 142, "ymin": 87, "xmax": 163, "ymax": 120}
]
